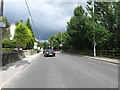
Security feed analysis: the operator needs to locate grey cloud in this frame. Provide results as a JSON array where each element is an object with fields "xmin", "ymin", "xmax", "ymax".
[{"xmin": 4, "ymin": 1, "xmax": 87, "ymax": 40}]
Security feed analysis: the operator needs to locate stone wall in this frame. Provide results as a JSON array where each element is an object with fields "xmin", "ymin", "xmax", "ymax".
[
  {"xmin": 2, "ymin": 50, "xmax": 25, "ymax": 66},
  {"xmin": 2, "ymin": 50, "xmax": 37, "ymax": 66},
  {"xmin": 23, "ymin": 50, "xmax": 37, "ymax": 56}
]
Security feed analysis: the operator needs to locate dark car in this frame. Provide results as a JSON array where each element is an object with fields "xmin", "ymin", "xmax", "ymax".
[{"xmin": 43, "ymin": 49, "xmax": 55, "ymax": 57}]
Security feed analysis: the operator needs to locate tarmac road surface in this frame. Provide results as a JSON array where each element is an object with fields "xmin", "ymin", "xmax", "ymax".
[{"xmin": 3, "ymin": 53, "xmax": 118, "ymax": 88}]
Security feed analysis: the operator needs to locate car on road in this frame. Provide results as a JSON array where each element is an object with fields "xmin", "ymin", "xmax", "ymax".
[{"xmin": 43, "ymin": 49, "xmax": 55, "ymax": 57}]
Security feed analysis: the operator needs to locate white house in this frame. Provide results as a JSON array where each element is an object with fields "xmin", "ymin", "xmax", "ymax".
[
  {"xmin": 34, "ymin": 42, "xmax": 38, "ymax": 49},
  {"xmin": 9, "ymin": 23, "xmax": 16, "ymax": 40}
]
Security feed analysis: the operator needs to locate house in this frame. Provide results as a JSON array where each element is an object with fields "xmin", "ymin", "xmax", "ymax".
[
  {"xmin": 9, "ymin": 23, "xmax": 16, "ymax": 40},
  {"xmin": 2, "ymin": 23, "xmax": 16, "ymax": 40}
]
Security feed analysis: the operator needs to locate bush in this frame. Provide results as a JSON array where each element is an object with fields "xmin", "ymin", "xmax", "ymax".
[{"xmin": 2, "ymin": 38, "xmax": 16, "ymax": 48}]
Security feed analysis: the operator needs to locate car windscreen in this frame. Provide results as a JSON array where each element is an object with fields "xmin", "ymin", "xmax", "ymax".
[{"xmin": 48, "ymin": 49, "xmax": 53, "ymax": 53}]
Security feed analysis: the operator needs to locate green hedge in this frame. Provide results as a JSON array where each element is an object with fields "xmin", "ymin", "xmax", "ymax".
[{"xmin": 2, "ymin": 48, "xmax": 14, "ymax": 52}]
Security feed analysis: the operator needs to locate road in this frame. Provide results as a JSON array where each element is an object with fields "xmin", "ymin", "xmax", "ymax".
[{"xmin": 3, "ymin": 53, "xmax": 118, "ymax": 88}]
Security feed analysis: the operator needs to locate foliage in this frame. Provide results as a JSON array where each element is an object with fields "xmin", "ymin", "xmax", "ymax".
[
  {"xmin": 2, "ymin": 38, "xmax": 16, "ymax": 48},
  {"xmin": 2, "ymin": 18, "xmax": 10, "ymax": 39},
  {"xmin": 20, "ymin": 20, "xmax": 23, "ymax": 23},
  {"xmin": 65, "ymin": 4, "xmax": 118, "ymax": 51},
  {"xmin": 48, "ymin": 32, "xmax": 68, "ymax": 50},
  {"xmin": 2, "ymin": 48, "xmax": 14, "ymax": 52},
  {"xmin": 25, "ymin": 18, "xmax": 35, "ymax": 49},
  {"xmin": 14, "ymin": 23, "xmax": 33, "ymax": 49},
  {"xmin": 42, "ymin": 42, "xmax": 49, "ymax": 49},
  {"xmin": 2, "ymin": 17, "xmax": 10, "ymax": 28},
  {"xmin": 87, "ymin": 2, "xmax": 120, "ymax": 50},
  {"xmin": 48, "ymin": 2, "xmax": 120, "ymax": 53},
  {"xmin": 66, "ymin": 6, "xmax": 93, "ymax": 50},
  {"xmin": 15, "ymin": 21, "xmax": 19, "ymax": 26}
]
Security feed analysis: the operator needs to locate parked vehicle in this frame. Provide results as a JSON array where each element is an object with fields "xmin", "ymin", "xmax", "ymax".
[{"xmin": 43, "ymin": 49, "xmax": 55, "ymax": 57}]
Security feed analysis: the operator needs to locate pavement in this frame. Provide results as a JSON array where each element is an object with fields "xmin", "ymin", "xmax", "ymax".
[
  {"xmin": 0, "ymin": 53, "xmax": 41, "ymax": 89},
  {"xmin": 1, "ymin": 53, "xmax": 118, "ymax": 88},
  {"xmin": 87, "ymin": 56, "xmax": 119, "ymax": 64},
  {"xmin": 78, "ymin": 55, "xmax": 119, "ymax": 64},
  {"xmin": 64, "ymin": 52, "xmax": 119, "ymax": 64}
]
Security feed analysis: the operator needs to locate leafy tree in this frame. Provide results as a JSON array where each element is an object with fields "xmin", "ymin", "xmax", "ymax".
[
  {"xmin": 25, "ymin": 18, "xmax": 35, "ymax": 49},
  {"xmin": 26, "ymin": 19, "xmax": 32, "ymax": 30},
  {"xmin": 66, "ymin": 5, "xmax": 112, "ymax": 51},
  {"xmin": 20, "ymin": 20, "xmax": 23, "ymax": 23},
  {"xmin": 2, "ymin": 38, "xmax": 12, "ymax": 48},
  {"xmin": 48, "ymin": 32, "xmax": 67, "ymax": 50},
  {"xmin": 66, "ymin": 6, "xmax": 92, "ymax": 50},
  {"xmin": 2, "ymin": 38, "xmax": 16, "ymax": 48},
  {"xmin": 42, "ymin": 42, "xmax": 49, "ymax": 49},
  {"xmin": 14, "ymin": 23, "xmax": 32, "ymax": 49},
  {"xmin": 2, "ymin": 18, "xmax": 10, "ymax": 39},
  {"xmin": 87, "ymin": 2, "xmax": 120, "ymax": 50},
  {"xmin": 2, "ymin": 17, "xmax": 10, "ymax": 28},
  {"xmin": 85, "ymin": 20, "xmax": 112, "ymax": 49},
  {"xmin": 47, "ymin": 2, "xmax": 120, "ymax": 53},
  {"xmin": 15, "ymin": 21, "xmax": 19, "ymax": 26}
]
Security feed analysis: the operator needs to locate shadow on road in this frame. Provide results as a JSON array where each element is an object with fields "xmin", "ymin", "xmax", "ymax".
[{"xmin": 2, "ymin": 60, "xmax": 29, "ymax": 71}]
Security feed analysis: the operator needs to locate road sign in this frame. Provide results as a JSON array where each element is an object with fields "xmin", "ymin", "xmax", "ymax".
[{"xmin": 0, "ymin": 16, "xmax": 3, "ymax": 21}]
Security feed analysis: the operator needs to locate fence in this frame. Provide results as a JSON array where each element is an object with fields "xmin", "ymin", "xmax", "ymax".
[
  {"xmin": 97, "ymin": 50, "xmax": 120, "ymax": 58},
  {"xmin": 80, "ymin": 50, "xmax": 120, "ymax": 59}
]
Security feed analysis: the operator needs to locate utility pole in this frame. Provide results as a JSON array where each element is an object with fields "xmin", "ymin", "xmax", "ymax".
[
  {"xmin": 0, "ymin": 0, "xmax": 3, "ymax": 67},
  {"xmin": 52, "ymin": 40, "xmax": 53, "ymax": 49},
  {"xmin": 92, "ymin": 0, "xmax": 96, "ymax": 57},
  {"xmin": 60, "ymin": 32, "xmax": 62, "ymax": 51},
  {"xmin": 0, "ymin": 0, "xmax": 3, "ymax": 16}
]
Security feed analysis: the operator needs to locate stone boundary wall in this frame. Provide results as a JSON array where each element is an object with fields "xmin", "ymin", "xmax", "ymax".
[
  {"xmin": 23, "ymin": 50, "xmax": 37, "ymax": 56},
  {"xmin": 2, "ymin": 50, "xmax": 37, "ymax": 66}
]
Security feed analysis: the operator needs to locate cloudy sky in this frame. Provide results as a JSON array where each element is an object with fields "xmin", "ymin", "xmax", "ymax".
[{"xmin": 4, "ymin": 0, "xmax": 87, "ymax": 41}]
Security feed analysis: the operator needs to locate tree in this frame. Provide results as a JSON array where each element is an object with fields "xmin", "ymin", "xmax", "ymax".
[
  {"xmin": 26, "ymin": 19, "xmax": 32, "ymax": 30},
  {"xmin": 47, "ymin": 2, "xmax": 120, "ymax": 52},
  {"xmin": 2, "ymin": 38, "xmax": 12, "ymax": 48},
  {"xmin": 26, "ymin": 18, "xmax": 35, "ymax": 49},
  {"xmin": 14, "ymin": 23, "xmax": 32, "ymax": 49},
  {"xmin": 2, "ymin": 38, "xmax": 16, "ymax": 48},
  {"xmin": 15, "ymin": 21, "xmax": 19, "ymax": 26},
  {"xmin": 87, "ymin": 2, "xmax": 120, "ymax": 50},
  {"xmin": 85, "ymin": 20, "xmax": 112, "ymax": 50},
  {"xmin": 20, "ymin": 20, "xmax": 23, "ymax": 23},
  {"xmin": 67, "ymin": 6, "xmax": 92, "ymax": 50},
  {"xmin": 66, "ymin": 5, "xmax": 112, "ymax": 51},
  {"xmin": 49, "ymin": 35, "xmax": 59, "ymax": 50},
  {"xmin": 42, "ymin": 42, "xmax": 49, "ymax": 49},
  {"xmin": 2, "ymin": 18, "xmax": 10, "ymax": 39},
  {"xmin": 2, "ymin": 17, "xmax": 10, "ymax": 28},
  {"xmin": 48, "ymin": 32, "xmax": 67, "ymax": 50}
]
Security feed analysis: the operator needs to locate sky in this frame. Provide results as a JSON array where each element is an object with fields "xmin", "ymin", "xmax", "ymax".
[{"xmin": 3, "ymin": 0, "xmax": 87, "ymax": 41}]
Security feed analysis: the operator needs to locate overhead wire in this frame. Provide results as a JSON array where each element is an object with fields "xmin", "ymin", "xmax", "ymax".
[{"xmin": 25, "ymin": 0, "xmax": 40, "ymax": 42}]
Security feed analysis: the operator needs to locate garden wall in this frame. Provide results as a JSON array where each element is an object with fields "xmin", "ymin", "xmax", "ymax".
[{"xmin": 2, "ymin": 50, "xmax": 37, "ymax": 66}]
